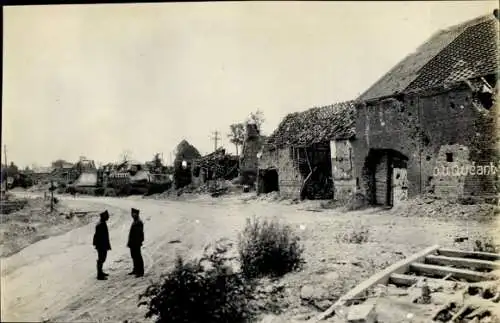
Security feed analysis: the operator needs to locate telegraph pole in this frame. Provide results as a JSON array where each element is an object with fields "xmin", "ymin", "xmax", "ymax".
[
  {"xmin": 211, "ymin": 131, "xmax": 221, "ymax": 151},
  {"xmin": 3, "ymin": 145, "xmax": 7, "ymax": 193}
]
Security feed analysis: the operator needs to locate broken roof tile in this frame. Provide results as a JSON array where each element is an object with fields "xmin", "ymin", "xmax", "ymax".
[{"xmin": 359, "ymin": 12, "xmax": 498, "ymax": 101}]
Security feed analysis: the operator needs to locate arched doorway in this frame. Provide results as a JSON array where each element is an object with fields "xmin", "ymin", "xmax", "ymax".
[{"xmin": 363, "ymin": 149, "xmax": 409, "ymax": 206}]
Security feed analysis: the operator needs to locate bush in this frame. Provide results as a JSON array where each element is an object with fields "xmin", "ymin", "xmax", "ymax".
[
  {"xmin": 238, "ymin": 216, "xmax": 305, "ymax": 279},
  {"xmin": 138, "ymin": 248, "xmax": 254, "ymax": 323}
]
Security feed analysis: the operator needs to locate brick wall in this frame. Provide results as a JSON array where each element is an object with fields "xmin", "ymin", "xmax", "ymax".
[
  {"xmin": 353, "ymin": 83, "xmax": 498, "ymax": 202},
  {"xmin": 330, "ymin": 140, "xmax": 357, "ymax": 202},
  {"xmin": 259, "ymin": 147, "xmax": 301, "ymax": 199},
  {"xmin": 431, "ymin": 144, "xmax": 471, "ymax": 197},
  {"xmin": 353, "ymin": 96, "xmax": 420, "ymax": 200},
  {"xmin": 240, "ymin": 123, "xmax": 261, "ymax": 174}
]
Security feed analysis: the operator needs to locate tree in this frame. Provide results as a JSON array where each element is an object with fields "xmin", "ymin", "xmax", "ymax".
[
  {"xmin": 227, "ymin": 123, "xmax": 245, "ymax": 156},
  {"xmin": 120, "ymin": 150, "xmax": 132, "ymax": 163},
  {"xmin": 2, "ymin": 162, "xmax": 19, "ymax": 178},
  {"xmin": 153, "ymin": 153, "xmax": 163, "ymax": 168},
  {"xmin": 249, "ymin": 110, "xmax": 265, "ymax": 132}
]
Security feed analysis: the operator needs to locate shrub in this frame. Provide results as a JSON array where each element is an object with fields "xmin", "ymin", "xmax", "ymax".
[
  {"xmin": 138, "ymin": 247, "xmax": 254, "ymax": 323},
  {"xmin": 238, "ymin": 216, "xmax": 305, "ymax": 279}
]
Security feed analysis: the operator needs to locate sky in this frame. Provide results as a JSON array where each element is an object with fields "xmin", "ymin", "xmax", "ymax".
[{"xmin": 3, "ymin": 1, "xmax": 498, "ymax": 168}]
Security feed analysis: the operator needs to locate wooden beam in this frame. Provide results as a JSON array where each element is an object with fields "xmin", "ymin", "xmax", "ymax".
[
  {"xmin": 450, "ymin": 305, "xmax": 470, "ymax": 322},
  {"xmin": 425, "ymin": 255, "xmax": 500, "ymax": 271},
  {"xmin": 388, "ymin": 273, "xmax": 466, "ymax": 289},
  {"xmin": 437, "ymin": 248, "xmax": 500, "ymax": 261},
  {"xmin": 307, "ymin": 245, "xmax": 440, "ymax": 323},
  {"xmin": 409, "ymin": 263, "xmax": 492, "ymax": 282}
]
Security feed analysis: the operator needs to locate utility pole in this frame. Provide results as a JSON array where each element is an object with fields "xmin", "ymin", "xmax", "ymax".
[
  {"xmin": 3, "ymin": 145, "xmax": 7, "ymax": 193},
  {"xmin": 211, "ymin": 131, "xmax": 221, "ymax": 152}
]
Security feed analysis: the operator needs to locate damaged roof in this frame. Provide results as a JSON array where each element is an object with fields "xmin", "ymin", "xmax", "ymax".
[
  {"xmin": 265, "ymin": 101, "xmax": 356, "ymax": 150},
  {"xmin": 193, "ymin": 148, "xmax": 238, "ymax": 168},
  {"xmin": 359, "ymin": 12, "xmax": 499, "ymax": 102}
]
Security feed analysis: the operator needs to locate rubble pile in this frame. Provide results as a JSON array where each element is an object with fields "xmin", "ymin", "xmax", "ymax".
[
  {"xmin": 0, "ymin": 193, "xmax": 28, "ymax": 214},
  {"xmin": 192, "ymin": 148, "xmax": 239, "ymax": 181},
  {"xmin": 398, "ymin": 195, "xmax": 496, "ymax": 220},
  {"xmin": 0, "ymin": 197, "xmax": 101, "ymax": 257}
]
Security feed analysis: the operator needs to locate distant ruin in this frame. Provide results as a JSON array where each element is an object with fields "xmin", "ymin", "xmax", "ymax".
[{"xmin": 238, "ymin": 121, "xmax": 261, "ymax": 186}]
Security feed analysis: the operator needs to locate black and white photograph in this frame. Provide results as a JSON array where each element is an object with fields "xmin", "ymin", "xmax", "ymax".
[{"xmin": 1, "ymin": 1, "xmax": 499, "ymax": 322}]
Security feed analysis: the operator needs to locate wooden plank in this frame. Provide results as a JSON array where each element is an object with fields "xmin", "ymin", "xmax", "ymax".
[
  {"xmin": 425, "ymin": 255, "xmax": 500, "ymax": 271},
  {"xmin": 307, "ymin": 245, "xmax": 440, "ymax": 323},
  {"xmin": 388, "ymin": 273, "xmax": 466, "ymax": 289},
  {"xmin": 409, "ymin": 263, "xmax": 491, "ymax": 282},
  {"xmin": 437, "ymin": 248, "xmax": 500, "ymax": 261}
]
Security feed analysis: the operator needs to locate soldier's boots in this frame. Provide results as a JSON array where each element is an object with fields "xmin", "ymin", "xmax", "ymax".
[{"xmin": 97, "ymin": 263, "xmax": 109, "ymax": 280}]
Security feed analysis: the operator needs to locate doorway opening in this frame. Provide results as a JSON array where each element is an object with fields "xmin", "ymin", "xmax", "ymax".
[
  {"xmin": 363, "ymin": 148, "xmax": 408, "ymax": 206},
  {"xmin": 258, "ymin": 168, "xmax": 279, "ymax": 194}
]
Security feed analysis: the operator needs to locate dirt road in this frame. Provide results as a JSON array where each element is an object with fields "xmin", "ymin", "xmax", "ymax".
[
  {"xmin": 1, "ymin": 193, "xmax": 494, "ymax": 322},
  {"xmin": 1, "ymin": 194, "xmax": 284, "ymax": 322}
]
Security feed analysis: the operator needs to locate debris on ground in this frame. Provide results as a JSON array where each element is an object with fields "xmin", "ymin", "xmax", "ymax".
[
  {"xmin": 149, "ymin": 179, "xmax": 241, "ymax": 200},
  {"xmin": 395, "ymin": 195, "xmax": 496, "ymax": 221},
  {"xmin": 0, "ymin": 193, "xmax": 28, "ymax": 214},
  {"xmin": 0, "ymin": 197, "xmax": 102, "ymax": 257}
]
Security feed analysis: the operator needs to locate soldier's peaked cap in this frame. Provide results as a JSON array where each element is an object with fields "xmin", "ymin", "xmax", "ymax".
[
  {"xmin": 131, "ymin": 208, "xmax": 140, "ymax": 214},
  {"xmin": 100, "ymin": 210, "xmax": 109, "ymax": 217}
]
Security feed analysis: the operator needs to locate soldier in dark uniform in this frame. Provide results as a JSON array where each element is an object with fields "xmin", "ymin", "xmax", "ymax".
[
  {"xmin": 127, "ymin": 208, "xmax": 144, "ymax": 277},
  {"xmin": 93, "ymin": 210, "xmax": 111, "ymax": 280}
]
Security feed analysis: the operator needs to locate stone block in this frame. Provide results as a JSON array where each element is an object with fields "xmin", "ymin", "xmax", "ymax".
[{"xmin": 347, "ymin": 301, "xmax": 377, "ymax": 323}]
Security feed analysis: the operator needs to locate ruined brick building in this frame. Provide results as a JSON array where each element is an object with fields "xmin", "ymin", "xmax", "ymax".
[
  {"xmin": 259, "ymin": 11, "xmax": 499, "ymax": 205},
  {"xmin": 259, "ymin": 102, "xmax": 356, "ymax": 200}
]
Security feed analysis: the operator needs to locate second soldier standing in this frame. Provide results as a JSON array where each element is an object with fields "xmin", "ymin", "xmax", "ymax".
[{"xmin": 127, "ymin": 208, "xmax": 144, "ymax": 277}]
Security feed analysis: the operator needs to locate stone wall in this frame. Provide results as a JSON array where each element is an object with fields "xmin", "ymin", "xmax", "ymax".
[{"xmin": 353, "ymin": 83, "xmax": 498, "ymax": 203}]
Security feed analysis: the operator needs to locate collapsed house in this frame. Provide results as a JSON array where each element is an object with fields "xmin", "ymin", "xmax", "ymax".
[
  {"xmin": 29, "ymin": 166, "xmax": 53, "ymax": 185},
  {"xmin": 69, "ymin": 159, "xmax": 100, "ymax": 194},
  {"xmin": 173, "ymin": 140, "xmax": 202, "ymax": 189},
  {"xmin": 191, "ymin": 148, "xmax": 239, "ymax": 186},
  {"xmin": 260, "ymin": 102, "xmax": 356, "ymax": 200},
  {"xmin": 50, "ymin": 162, "xmax": 78, "ymax": 185},
  {"xmin": 102, "ymin": 160, "xmax": 171, "ymax": 195},
  {"xmin": 260, "ymin": 11, "xmax": 499, "ymax": 205}
]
